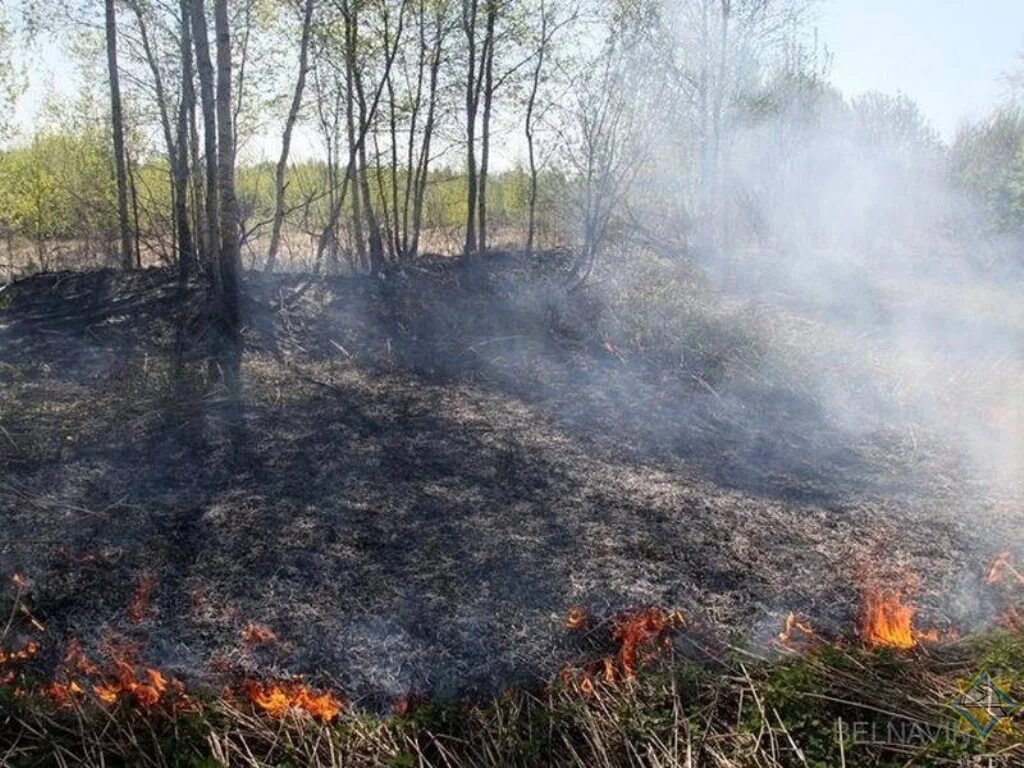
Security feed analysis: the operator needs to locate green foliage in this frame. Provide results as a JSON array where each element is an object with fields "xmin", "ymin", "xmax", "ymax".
[
  {"xmin": 597, "ymin": 251, "xmax": 760, "ymax": 378},
  {"xmin": 0, "ymin": 121, "xmax": 566, "ymax": 265},
  {"xmin": 970, "ymin": 628, "xmax": 1024, "ymax": 678},
  {"xmin": 751, "ymin": 645, "xmax": 992, "ymax": 768},
  {"xmin": 951, "ymin": 105, "xmax": 1024, "ymax": 232},
  {"xmin": 0, "ymin": 7, "xmax": 26, "ymax": 144},
  {"xmin": 0, "ymin": 129, "xmax": 117, "ymax": 243}
]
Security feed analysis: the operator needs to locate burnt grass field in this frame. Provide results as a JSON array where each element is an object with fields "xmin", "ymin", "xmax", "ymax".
[{"xmin": 0, "ymin": 251, "xmax": 1020, "ymax": 708}]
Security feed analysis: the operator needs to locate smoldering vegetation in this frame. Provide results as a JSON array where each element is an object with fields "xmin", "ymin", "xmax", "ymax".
[
  {"xmin": 1, "ymin": 0, "xmax": 1024, "ymax": 717},
  {"xmin": 0, "ymin": 241, "xmax": 1019, "ymax": 703}
]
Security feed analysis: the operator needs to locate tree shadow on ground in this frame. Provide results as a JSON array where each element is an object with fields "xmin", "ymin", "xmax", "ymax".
[
  {"xmin": 0, "ymin": 264, "xmax": 981, "ymax": 703},
  {"xmin": 289, "ymin": 260, "xmax": 907, "ymax": 507}
]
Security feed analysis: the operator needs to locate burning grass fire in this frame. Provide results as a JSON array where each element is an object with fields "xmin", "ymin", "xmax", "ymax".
[
  {"xmin": 93, "ymin": 663, "xmax": 172, "ymax": 708},
  {"xmin": 0, "ymin": 575, "xmax": 344, "ymax": 723},
  {"xmin": 1, "ymin": 561, "xmax": 1004, "ymax": 716},
  {"xmin": 3, "ymin": 555, "xmax": 1022, "ymax": 762},
  {"xmin": 851, "ymin": 560, "xmax": 946, "ymax": 650},
  {"xmin": 241, "ymin": 680, "xmax": 343, "ymax": 722},
  {"xmin": 3, "ymin": 564, "xmax": 1024, "ymax": 767},
  {"xmin": 561, "ymin": 606, "xmax": 686, "ymax": 692},
  {"xmin": 777, "ymin": 611, "xmax": 817, "ymax": 650},
  {"xmin": 33, "ymin": 638, "xmax": 189, "ymax": 711},
  {"xmin": 612, "ymin": 607, "xmax": 685, "ymax": 678},
  {"xmin": 858, "ymin": 588, "xmax": 923, "ymax": 649}
]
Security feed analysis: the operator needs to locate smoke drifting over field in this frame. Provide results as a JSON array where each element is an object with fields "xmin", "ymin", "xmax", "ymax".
[
  {"xmin": 724, "ymin": 95, "xmax": 1023, "ymax": 496},
  {"xmin": 594, "ymin": 50, "xmax": 1024, "ymax": 509}
]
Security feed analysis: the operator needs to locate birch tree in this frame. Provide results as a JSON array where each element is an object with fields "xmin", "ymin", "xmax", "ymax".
[
  {"xmin": 265, "ymin": 0, "xmax": 316, "ymax": 274},
  {"xmin": 105, "ymin": 0, "xmax": 134, "ymax": 268}
]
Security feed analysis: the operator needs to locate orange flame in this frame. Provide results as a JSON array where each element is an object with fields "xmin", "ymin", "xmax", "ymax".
[
  {"xmin": 0, "ymin": 582, "xmax": 194, "ymax": 716},
  {"xmin": 578, "ymin": 674, "xmax": 595, "ymax": 696},
  {"xmin": 92, "ymin": 660, "xmax": 171, "ymax": 708},
  {"xmin": 36, "ymin": 640, "xmax": 96, "ymax": 706},
  {"xmin": 778, "ymin": 611, "xmax": 816, "ymax": 648},
  {"xmin": 601, "ymin": 656, "xmax": 616, "ymax": 683},
  {"xmin": 63, "ymin": 638, "xmax": 101, "ymax": 677},
  {"xmin": 859, "ymin": 588, "xmax": 924, "ymax": 649},
  {"xmin": 611, "ymin": 607, "xmax": 683, "ymax": 678},
  {"xmin": 986, "ymin": 552, "xmax": 1024, "ymax": 586},
  {"xmin": 41, "ymin": 680, "xmax": 85, "ymax": 706},
  {"xmin": 38, "ymin": 639, "xmax": 184, "ymax": 711},
  {"xmin": 559, "ymin": 605, "xmax": 684, "ymax": 692},
  {"xmin": 243, "ymin": 681, "xmax": 342, "ymax": 722},
  {"xmin": 0, "ymin": 638, "xmax": 37, "ymax": 690},
  {"xmin": 0, "ymin": 640, "xmax": 38, "ymax": 666}
]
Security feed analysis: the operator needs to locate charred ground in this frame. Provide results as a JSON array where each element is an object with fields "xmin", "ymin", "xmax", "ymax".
[{"xmin": 0, "ymin": 252, "xmax": 1017, "ymax": 707}]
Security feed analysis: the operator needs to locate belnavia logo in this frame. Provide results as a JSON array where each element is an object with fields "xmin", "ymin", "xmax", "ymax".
[
  {"xmin": 948, "ymin": 670, "xmax": 1021, "ymax": 739},
  {"xmin": 838, "ymin": 669, "xmax": 1020, "ymax": 760}
]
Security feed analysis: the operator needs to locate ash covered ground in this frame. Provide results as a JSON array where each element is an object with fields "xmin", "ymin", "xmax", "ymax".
[{"xmin": 0, "ymin": 252, "xmax": 1021, "ymax": 706}]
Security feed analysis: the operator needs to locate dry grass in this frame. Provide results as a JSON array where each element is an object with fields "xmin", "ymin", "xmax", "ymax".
[
  {"xmin": 4, "ymin": 575, "xmax": 1024, "ymax": 768},
  {"xmin": 5, "ymin": 630, "xmax": 1024, "ymax": 766}
]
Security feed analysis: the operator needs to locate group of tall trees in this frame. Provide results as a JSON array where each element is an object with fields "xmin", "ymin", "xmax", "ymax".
[
  {"xmin": 3, "ymin": 0, "xmax": 576, "ymax": 286},
  {"xmin": 2, "ymin": 0, "xmax": 1023, "ymax": 301},
  {"xmin": 99, "ymin": 0, "xmax": 241, "ymax": 324},
  {"xmin": 115, "ymin": 0, "xmax": 581, "ymax": 283}
]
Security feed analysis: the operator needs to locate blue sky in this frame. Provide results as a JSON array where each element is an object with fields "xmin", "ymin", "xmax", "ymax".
[
  {"xmin": 9, "ymin": 1, "xmax": 1024, "ymax": 147},
  {"xmin": 815, "ymin": 0, "xmax": 1024, "ymax": 138}
]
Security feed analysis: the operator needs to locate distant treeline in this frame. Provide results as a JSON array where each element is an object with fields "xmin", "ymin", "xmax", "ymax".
[
  {"xmin": 2, "ymin": 0, "xmax": 1023, "ymax": 284},
  {"xmin": 5, "ymin": 99, "xmax": 1022, "ymax": 276},
  {"xmin": 0, "ymin": 129, "xmax": 566, "ymax": 272}
]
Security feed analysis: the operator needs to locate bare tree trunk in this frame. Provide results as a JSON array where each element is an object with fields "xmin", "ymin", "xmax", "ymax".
[
  {"xmin": 312, "ymin": 0, "xmax": 404, "ymax": 274},
  {"xmin": 371, "ymin": 127, "xmax": 396, "ymax": 262},
  {"xmin": 313, "ymin": 54, "xmax": 342, "ymax": 272},
  {"xmin": 410, "ymin": 7, "xmax": 443, "ymax": 259},
  {"xmin": 524, "ymin": 1, "xmax": 548, "ymax": 257},
  {"xmin": 130, "ymin": 0, "xmax": 177, "ymax": 261},
  {"xmin": 386, "ymin": 68, "xmax": 401, "ymax": 261},
  {"xmin": 354, "ymin": 61, "xmax": 385, "ymax": 275},
  {"xmin": 231, "ymin": 0, "xmax": 254, "ymax": 159},
  {"xmin": 126, "ymin": 147, "xmax": 142, "ymax": 267},
  {"xmin": 105, "ymin": 0, "xmax": 133, "ymax": 270},
  {"xmin": 477, "ymin": 0, "xmax": 496, "ymax": 254},
  {"xmin": 176, "ymin": 0, "xmax": 196, "ymax": 284},
  {"xmin": 343, "ymin": 4, "xmax": 366, "ymax": 267},
  {"xmin": 187, "ymin": 70, "xmax": 205, "ymax": 268},
  {"xmin": 401, "ymin": 0, "xmax": 428, "ymax": 260},
  {"xmin": 265, "ymin": 0, "xmax": 315, "ymax": 274},
  {"xmin": 697, "ymin": 0, "xmax": 713, "ymax": 253},
  {"xmin": 214, "ymin": 0, "xmax": 241, "ymax": 328},
  {"xmin": 462, "ymin": 0, "xmax": 480, "ymax": 257},
  {"xmin": 192, "ymin": 0, "xmax": 220, "ymax": 287}
]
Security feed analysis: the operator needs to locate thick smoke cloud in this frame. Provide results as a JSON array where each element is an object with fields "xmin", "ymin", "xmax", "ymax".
[{"xmin": 717, "ymin": 85, "xmax": 1024, "ymax": 494}]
